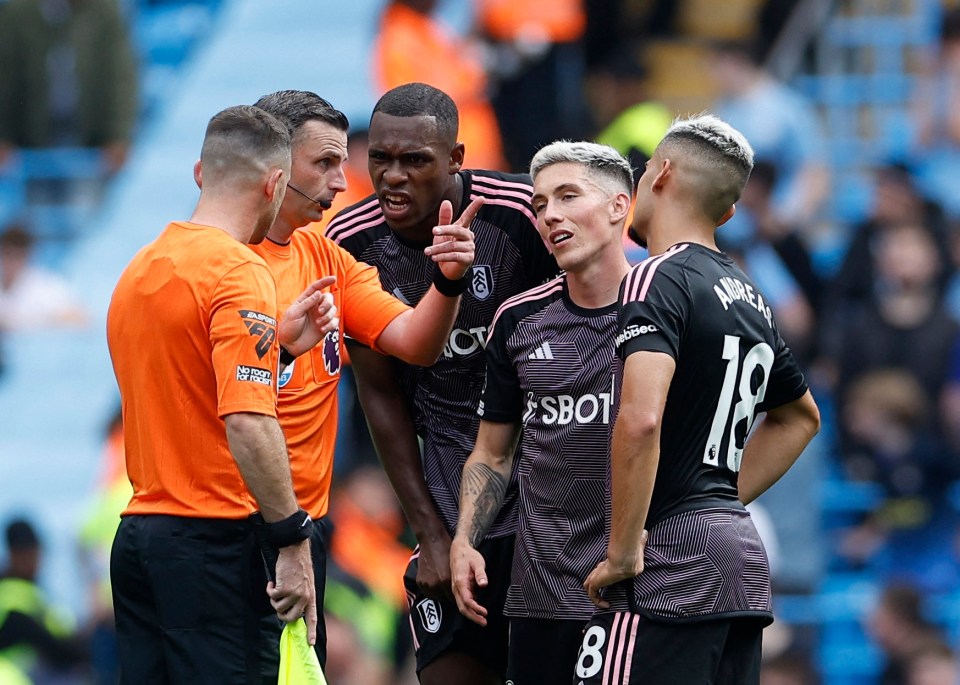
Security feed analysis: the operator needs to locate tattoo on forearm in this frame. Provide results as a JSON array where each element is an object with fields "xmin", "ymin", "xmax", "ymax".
[{"xmin": 461, "ymin": 463, "xmax": 507, "ymax": 548}]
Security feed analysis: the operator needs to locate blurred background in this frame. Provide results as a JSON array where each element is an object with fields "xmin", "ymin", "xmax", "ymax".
[{"xmin": 1, "ymin": 0, "xmax": 959, "ymax": 682}]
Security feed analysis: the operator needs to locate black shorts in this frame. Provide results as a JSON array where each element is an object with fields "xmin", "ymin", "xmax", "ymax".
[
  {"xmin": 404, "ymin": 535, "xmax": 514, "ymax": 675},
  {"xmin": 507, "ymin": 617, "xmax": 586, "ymax": 685},
  {"xmin": 573, "ymin": 612, "xmax": 763, "ymax": 685},
  {"xmin": 257, "ymin": 516, "xmax": 331, "ymax": 683},
  {"xmin": 111, "ymin": 515, "xmax": 270, "ymax": 685}
]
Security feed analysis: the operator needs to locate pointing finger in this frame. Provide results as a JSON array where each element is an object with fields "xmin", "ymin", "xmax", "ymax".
[{"xmin": 455, "ymin": 196, "xmax": 485, "ymax": 228}]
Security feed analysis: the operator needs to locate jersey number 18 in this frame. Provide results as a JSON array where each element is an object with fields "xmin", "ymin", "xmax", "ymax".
[{"xmin": 703, "ymin": 335, "xmax": 774, "ymax": 472}]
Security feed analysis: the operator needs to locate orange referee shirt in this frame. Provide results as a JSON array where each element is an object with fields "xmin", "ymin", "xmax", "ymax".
[
  {"xmin": 250, "ymin": 230, "xmax": 409, "ymax": 519},
  {"xmin": 107, "ymin": 222, "xmax": 281, "ymax": 519}
]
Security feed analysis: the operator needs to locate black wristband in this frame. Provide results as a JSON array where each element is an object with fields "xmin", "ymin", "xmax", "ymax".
[
  {"xmin": 266, "ymin": 508, "xmax": 312, "ymax": 548},
  {"xmin": 279, "ymin": 346, "xmax": 297, "ymax": 367},
  {"xmin": 432, "ymin": 268, "xmax": 470, "ymax": 297}
]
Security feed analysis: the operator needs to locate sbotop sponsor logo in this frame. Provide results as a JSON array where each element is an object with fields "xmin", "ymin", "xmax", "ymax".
[
  {"xmin": 522, "ymin": 390, "xmax": 614, "ymax": 425},
  {"xmin": 442, "ymin": 326, "xmax": 488, "ymax": 359}
]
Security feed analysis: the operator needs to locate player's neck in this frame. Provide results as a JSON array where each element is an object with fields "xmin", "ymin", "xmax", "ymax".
[
  {"xmin": 266, "ymin": 219, "xmax": 295, "ymax": 246},
  {"xmin": 567, "ymin": 248, "xmax": 631, "ymax": 309},
  {"xmin": 647, "ymin": 212, "xmax": 717, "ymax": 256},
  {"xmin": 189, "ymin": 199, "xmax": 258, "ymax": 243}
]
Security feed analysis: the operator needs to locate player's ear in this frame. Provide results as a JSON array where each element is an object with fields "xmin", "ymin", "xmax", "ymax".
[
  {"xmin": 193, "ymin": 160, "xmax": 203, "ymax": 189},
  {"xmin": 610, "ymin": 191, "xmax": 631, "ymax": 223},
  {"xmin": 717, "ymin": 204, "xmax": 736, "ymax": 227},
  {"xmin": 651, "ymin": 159, "xmax": 671, "ymax": 192},
  {"xmin": 449, "ymin": 142, "xmax": 465, "ymax": 174},
  {"xmin": 265, "ymin": 168, "xmax": 285, "ymax": 203}
]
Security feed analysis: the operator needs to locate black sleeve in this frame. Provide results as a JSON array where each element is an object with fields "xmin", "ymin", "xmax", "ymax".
[
  {"xmin": 477, "ymin": 312, "xmax": 523, "ymax": 423},
  {"xmin": 616, "ymin": 262, "xmax": 689, "ymax": 361},
  {"xmin": 757, "ymin": 335, "xmax": 809, "ymax": 413}
]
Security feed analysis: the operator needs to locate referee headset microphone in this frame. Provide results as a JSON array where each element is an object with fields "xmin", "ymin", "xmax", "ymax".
[{"xmin": 287, "ymin": 182, "xmax": 333, "ymax": 209}]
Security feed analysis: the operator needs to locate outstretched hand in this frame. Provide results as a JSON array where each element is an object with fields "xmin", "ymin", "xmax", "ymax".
[
  {"xmin": 278, "ymin": 275, "xmax": 338, "ymax": 358},
  {"xmin": 424, "ymin": 197, "xmax": 482, "ymax": 280}
]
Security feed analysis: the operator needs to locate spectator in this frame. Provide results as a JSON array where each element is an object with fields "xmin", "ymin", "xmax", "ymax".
[
  {"xmin": 474, "ymin": 0, "xmax": 591, "ymax": 172},
  {"xmin": 911, "ymin": 7, "xmax": 960, "ymax": 218},
  {"xmin": 373, "ymin": 0, "xmax": 507, "ymax": 171},
  {"xmin": 0, "ymin": 224, "xmax": 88, "ymax": 331},
  {"xmin": 0, "ymin": 517, "xmax": 90, "ymax": 682},
  {"xmin": 707, "ymin": 38, "xmax": 830, "ymax": 230},
  {"xmin": 866, "ymin": 582, "xmax": 950, "ymax": 685},
  {"xmin": 821, "ymin": 221, "xmax": 958, "ymax": 406},
  {"xmin": 326, "ymin": 466, "xmax": 416, "ymax": 684},
  {"xmin": 589, "ymin": 51, "xmax": 673, "ymax": 183},
  {"xmin": 939, "ymin": 334, "xmax": 960, "ymax": 455},
  {"xmin": 0, "ymin": 0, "xmax": 139, "ymax": 174},
  {"xmin": 76, "ymin": 406, "xmax": 129, "ymax": 685},
  {"xmin": 907, "ymin": 641, "xmax": 958, "ymax": 685},
  {"xmin": 830, "ymin": 163, "xmax": 950, "ymax": 314},
  {"xmin": 837, "ymin": 369, "xmax": 953, "ymax": 566}
]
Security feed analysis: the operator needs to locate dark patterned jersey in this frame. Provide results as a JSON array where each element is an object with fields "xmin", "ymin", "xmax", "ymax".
[
  {"xmin": 606, "ymin": 242, "xmax": 808, "ymax": 623},
  {"xmin": 327, "ymin": 170, "xmax": 559, "ymax": 537},
  {"xmin": 481, "ymin": 275, "xmax": 615, "ymax": 620}
]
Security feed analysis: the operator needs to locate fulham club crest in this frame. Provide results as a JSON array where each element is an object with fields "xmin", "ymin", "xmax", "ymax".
[
  {"xmin": 416, "ymin": 598, "xmax": 442, "ymax": 633},
  {"xmin": 470, "ymin": 265, "xmax": 493, "ymax": 300}
]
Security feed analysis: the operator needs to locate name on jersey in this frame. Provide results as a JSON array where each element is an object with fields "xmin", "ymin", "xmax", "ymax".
[
  {"xmin": 614, "ymin": 323, "xmax": 659, "ymax": 348},
  {"xmin": 713, "ymin": 277, "xmax": 773, "ymax": 328},
  {"xmin": 442, "ymin": 326, "xmax": 488, "ymax": 359},
  {"xmin": 236, "ymin": 365, "xmax": 273, "ymax": 386},
  {"xmin": 522, "ymin": 389, "xmax": 613, "ymax": 425}
]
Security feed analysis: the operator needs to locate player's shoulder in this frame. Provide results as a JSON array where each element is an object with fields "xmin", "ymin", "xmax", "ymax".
[
  {"xmin": 466, "ymin": 169, "xmax": 537, "ymax": 229},
  {"xmin": 324, "ymin": 194, "xmax": 384, "ymax": 247},
  {"xmin": 291, "ymin": 228, "xmax": 356, "ymax": 266},
  {"xmin": 622, "ymin": 243, "xmax": 700, "ymax": 302},
  {"xmin": 490, "ymin": 274, "xmax": 565, "ymax": 333},
  {"xmin": 467, "ymin": 169, "xmax": 533, "ymax": 198}
]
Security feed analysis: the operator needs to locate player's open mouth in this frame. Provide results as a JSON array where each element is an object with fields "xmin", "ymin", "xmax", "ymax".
[
  {"xmin": 550, "ymin": 231, "xmax": 573, "ymax": 246},
  {"xmin": 382, "ymin": 193, "xmax": 411, "ymax": 213}
]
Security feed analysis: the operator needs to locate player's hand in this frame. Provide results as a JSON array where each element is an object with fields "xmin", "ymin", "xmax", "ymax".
[
  {"xmin": 269, "ymin": 539, "xmax": 317, "ymax": 645},
  {"xmin": 278, "ymin": 275, "xmax": 338, "ymax": 358},
  {"xmin": 416, "ymin": 531, "xmax": 454, "ymax": 601},
  {"xmin": 424, "ymin": 197, "xmax": 482, "ymax": 280},
  {"xmin": 583, "ymin": 530, "xmax": 648, "ymax": 609},
  {"xmin": 450, "ymin": 536, "xmax": 489, "ymax": 626}
]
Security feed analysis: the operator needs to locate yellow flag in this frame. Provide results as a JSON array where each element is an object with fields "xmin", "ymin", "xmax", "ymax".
[{"xmin": 278, "ymin": 618, "xmax": 327, "ymax": 685}]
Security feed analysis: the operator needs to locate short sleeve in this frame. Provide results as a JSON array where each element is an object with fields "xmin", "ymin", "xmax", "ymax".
[
  {"xmin": 477, "ymin": 312, "xmax": 523, "ymax": 423},
  {"xmin": 338, "ymin": 245, "xmax": 410, "ymax": 351},
  {"xmin": 616, "ymin": 261, "xmax": 689, "ymax": 361},
  {"xmin": 209, "ymin": 262, "xmax": 280, "ymax": 418},
  {"xmin": 757, "ymin": 335, "xmax": 808, "ymax": 413}
]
